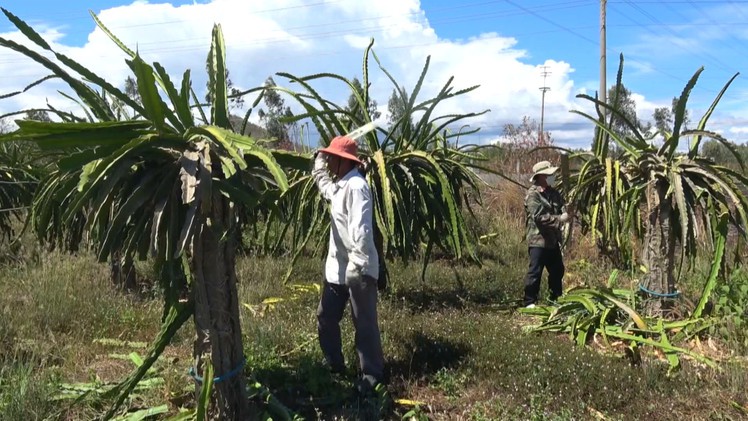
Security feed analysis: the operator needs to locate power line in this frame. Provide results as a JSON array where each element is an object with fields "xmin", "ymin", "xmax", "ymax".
[
  {"xmin": 611, "ymin": 0, "xmax": 748, "ymax": 3},
  {"xmin": 7, "ymin": 0, "xmax": 596, "ymax": 51},
  {"xmin": 0, "ymin": 0, "xmax": 737, "ymax": 76},
  {"xmin": 7, "ymin": 0, "xmax": 502, "ymax": 38},
  {"xmin": 0, "ymin": 1, "xmax": 743, "ymax": 109},
  {"xmin": 727, "ymin": 0, "xmax": 748, "ymax": 20},
  {"xmin": 605, "ymin": 1, "xmax": 739, "ymax": 99},
  {"xmin": 0, "ymin": 1, "xmax": 596, "ymax": 66},
  {"xmin": 503, "ymin": 0, "xmax": 598, "ymax": 45},
  {"xmin": 685, "ymin": 0, "xmax": 748, "ymax": 58},
  {"xmin": 3, "ymin": 1, "xmax": 347, "ymax": 28},
  {"xmin": 499, "ymin": 0, "xmax": 738, "ymax": 100},
  {"xmin": 621, "ymin": 0, "xmax": 734, "ymax": 71}
]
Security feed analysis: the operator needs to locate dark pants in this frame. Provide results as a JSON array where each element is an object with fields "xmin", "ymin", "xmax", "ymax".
[
  {"xmin": 317, "ymin": 277, "xmax": 384, "ymax": 381},
  {"xmin": 524, "ymin": 247, "xmax": 564, "ymax": 306}
]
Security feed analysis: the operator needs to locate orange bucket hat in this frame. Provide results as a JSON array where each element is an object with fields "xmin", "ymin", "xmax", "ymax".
[{"xmin": 319, "ymin": 136, "xmax": 362, "ymax": 164}]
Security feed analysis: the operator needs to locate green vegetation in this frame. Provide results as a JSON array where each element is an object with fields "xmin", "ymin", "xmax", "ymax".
[
  {"xmin": 0, "ymin": 7, "xmax": 290, "ymax": 419},
  {"xmin": 1, "ymin": 231, "xmax": 747, "ymax": 419},
  {"xmin": 0, "ymin": 141, "xmax": 38, "ymax": 240},
  {"xmin": 268, "ymin": 39, "xmax": 493, "ymax": 272},
  {"xmin": 0, "ymin": 7, "xmax": 747, "ymax": 421},
  {"xmin": 568, "ymin": 55, "xmax": 748, "ymax": 316}
]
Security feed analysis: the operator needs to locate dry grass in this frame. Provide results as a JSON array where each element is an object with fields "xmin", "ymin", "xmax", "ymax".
[{"xmin": 0, "ymin": 194, "xmax": 746, "ymax": 420}]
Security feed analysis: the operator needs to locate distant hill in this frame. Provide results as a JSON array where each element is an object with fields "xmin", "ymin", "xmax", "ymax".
[{"xmin": 229, "ymin": 114, "xmax": 268, "ymax": 138}]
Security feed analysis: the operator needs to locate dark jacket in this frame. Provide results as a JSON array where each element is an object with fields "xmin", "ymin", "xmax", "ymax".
[{"xmin": 525, "ymin": 184, "xmax": 566, "ymax": 249}]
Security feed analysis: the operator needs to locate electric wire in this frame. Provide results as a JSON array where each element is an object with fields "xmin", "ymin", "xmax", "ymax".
[{"xmin": 1, "ymin": 0, "xmax": 746, "ymax": 143}]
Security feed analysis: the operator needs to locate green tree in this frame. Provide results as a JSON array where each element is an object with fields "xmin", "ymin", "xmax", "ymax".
[
  {"xmin": 386, "ymin": 87, "xmax": 406, "ymax": 122},
  {"xmin": 387, "ymin": 85, "xmax": 413, "ymax": 137},
  {"xmin": 0, "ymin": 11, "xmax": 290, "ymax": 419},
  {"xmin": 24, "ymin": 109, "xmax": 51, "ymax": 121},
  {"xmin": 701, "ymin": 139, "xmax": 748, "ymax": 170},
  {"xmin": 124, "ymin": 75, "xmax": 140, "ymax": 104},
  {"xmin": 204, "ymin": 67, "xmax": 244, "ymax": 110},
  {"xmin": 347, "ymin": 77, "xmax": 381, "ymax": 123},
  {"xmin": 258, "ymin": 76, "xmax": 296, "ymax": 148},
  {"xmin": 571, "ymin": 55, "xmax": 747, "ymax": 315},
  {"xmin": 268, "ymin": 39, "xmax": 493, "ymax": 283},
  {"xmin": 652, "ymin": 106, "xmax": 670, "ymax": 134},
  {"xmin": 104, "ymin": 76, "xmax": 142, "ymax": 121},
  {"xmin": 607, "ymin": 82, "xmax": 651, "ymax": 140},
  {"xmin": 653, "ymin": 97, "xmax": 690, "ymax": 134}
]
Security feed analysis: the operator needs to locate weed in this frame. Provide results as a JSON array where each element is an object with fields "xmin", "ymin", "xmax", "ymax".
[
  {"xmin": 402, "ymin": 404, "xmax": 429, "ymax": 421},
  {"xmin": 0, "ymin": 200, "xmax": 745, "ymax": 419},
  {"xmin": 0, "ymin": 252, "xmax": 160, "ymax": 341},
  {"xmin": 711, "ymin": 267, "xmax": 748, "ymax": 353},
  {"xmin": 0, "ymin": 354, "xmax": 55, "ymax": 421},
  {"xmin": 432, "ymin": 367, "xmax": 469, "ymax": 397}
]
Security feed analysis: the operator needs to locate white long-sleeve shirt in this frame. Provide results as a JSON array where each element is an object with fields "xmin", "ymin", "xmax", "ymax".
[{"xmin": 312, "ymin": 154, "xmax": 379, "ymax": 285}]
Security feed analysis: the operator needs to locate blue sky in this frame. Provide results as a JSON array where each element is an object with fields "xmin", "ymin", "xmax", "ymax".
[{"xmin": 1, "ymin": 0, "xmax": 747, "ymax": 148}]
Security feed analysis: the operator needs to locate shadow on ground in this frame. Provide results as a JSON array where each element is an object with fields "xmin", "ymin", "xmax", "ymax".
[
  {"xmin": 386, "ymin": 332, "xmax": 472, "ymax": 379},
  {"xmin": 249, "ymin": 353, "xmax": 392, "ymax": 420},
  {"xmin": 247, "ymin": 332, "xmax": 473, "ymax": 420},
  {"xmin": 388, "ymin": 284, "xmax": 516, "ymax": 312}
]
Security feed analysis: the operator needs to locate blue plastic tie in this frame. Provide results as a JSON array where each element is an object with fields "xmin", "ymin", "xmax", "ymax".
[
  {"xmin": 189, "ymin": 357, "xmax": 246, "ymax": 384},
  {"xmin": 638, "ymin": 284, "xmax": 680, "ymax": 298}
]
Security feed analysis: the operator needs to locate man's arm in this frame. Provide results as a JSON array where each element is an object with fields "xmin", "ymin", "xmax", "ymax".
[
  {"xmin": 557, "ymin": 189, "xmax": 568, "ymax": 215},
  {"xmin": 526, "ymin": 190, "xmax": 565, "ymax": 230},
  {"xmin": 557, "ymin": 189, "xmax": 571, "ymax": 223},
  {"xmin": 345, "ymin": 185, "xmax": 376, "ymax": 285},
  {"xmin": 312, "ymin": 152, "xmax": 337, "ymax": 201}
]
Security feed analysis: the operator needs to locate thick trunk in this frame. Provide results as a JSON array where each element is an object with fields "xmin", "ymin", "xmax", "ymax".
[
  {"xmin": 641, "ymin": 180, "xmax": 677, "ymax": 316},
  {"xmin": 191, "ymin": 192, "xmax": 249, "ymax": 419},
  {"xmin": 111, "ymin": 249, "xmax": 136, "ymax": 291}
]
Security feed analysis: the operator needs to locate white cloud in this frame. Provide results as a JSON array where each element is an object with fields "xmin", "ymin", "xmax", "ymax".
[
  {"xmin": 0, "ymin": 0, "xmax": 587, "ymax": 144},
  {"xmin": 630, "ymin": 92, "xmax": 659, "ymax": 121}
]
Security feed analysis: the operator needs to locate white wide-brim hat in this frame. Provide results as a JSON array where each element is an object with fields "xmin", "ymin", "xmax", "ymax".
[{"xmin": 530, "ymin": 160, "xmax": 558, "ymax": 182}]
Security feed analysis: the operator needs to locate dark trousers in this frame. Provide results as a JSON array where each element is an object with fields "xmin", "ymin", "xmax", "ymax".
[
  {"xmin": 317, "ymin": 278, "xmax": 384, "ymax": 381},
  {"xmin": 524, "ymin": 247, "xmax": 564, "ymax": 306}
]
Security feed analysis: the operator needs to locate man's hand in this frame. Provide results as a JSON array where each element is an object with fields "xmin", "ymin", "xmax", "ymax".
[
  {"xmin": 346, "ymin": 262, "xmax": 376, "ymax": 288},
  {"xmin": 565, "ymin": 204, "xmax": 575, "ymax": 216},
  {"xmin": 363, "ymin": 275, "xmax": 378, "ymax": 287},
  {"xmin": 314, "ymin": 150, "xmax": 328, "ymax": 171},
  {"xmin": 345, "ymin": 266, "xmax": 363, "ymax": 287},
  {"xmin": 558, "ymin": 212, "xmax": 570, "ymax": 223},
  {"xmin": 358, "ymin": 156, "xmax": 371, "ymax": 174},
  {"xmin": 312, "ymin": 150, "xmax": 337, "ymax": 200}
]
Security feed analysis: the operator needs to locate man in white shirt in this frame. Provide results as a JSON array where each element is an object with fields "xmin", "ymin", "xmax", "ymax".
[{"xmin": 312, "ymin": 135, "xmax": 385, "ymax": 395}]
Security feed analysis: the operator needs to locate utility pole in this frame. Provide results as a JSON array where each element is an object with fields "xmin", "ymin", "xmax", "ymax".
[
  {"xmin": 539, "ymin": 65, "xmax": 551, "ymax": 144},
  {"xmin": 600, "ymin": 0, "xmax": 607, "ymax": 108}
]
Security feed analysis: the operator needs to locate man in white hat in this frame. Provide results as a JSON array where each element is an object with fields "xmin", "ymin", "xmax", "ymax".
[
  {"xmin": 312, "ymin": 135, "xmax": 385, "ymax": 395},
  {"xmin": 523, "ymin": 160, "xmax": 571, "ymax": 307}
]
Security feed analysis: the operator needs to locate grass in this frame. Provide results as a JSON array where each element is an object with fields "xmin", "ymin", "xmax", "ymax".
[
  {"xmin": 0, "ymin": 193, "xmax": 747, "ymax": 420},
  {"xmin": 0, "ymin": 353, "xmax": 56, "ymax": 421}
]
